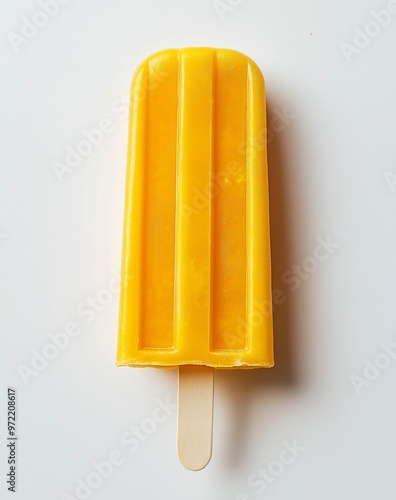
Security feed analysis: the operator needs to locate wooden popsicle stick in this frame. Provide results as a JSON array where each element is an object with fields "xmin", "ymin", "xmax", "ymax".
[{"xmin": 177, "ymin": 366, "xmax": 214, "ymax": 471}]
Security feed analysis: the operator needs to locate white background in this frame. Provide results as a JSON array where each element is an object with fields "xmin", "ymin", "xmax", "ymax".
[{"xmin": 1, "ymin": 1, "xmax": 396, "ymax": 499}]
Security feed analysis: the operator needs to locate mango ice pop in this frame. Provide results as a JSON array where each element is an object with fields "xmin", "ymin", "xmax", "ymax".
[{"xmin": 117, "ymin": 47, "xmax": 274, "ymax": 469}]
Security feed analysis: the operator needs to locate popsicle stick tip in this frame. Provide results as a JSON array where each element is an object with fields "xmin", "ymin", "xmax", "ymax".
[{"xmin": 177, "ymin": 366, "xmax": 214, "ymax": 471}]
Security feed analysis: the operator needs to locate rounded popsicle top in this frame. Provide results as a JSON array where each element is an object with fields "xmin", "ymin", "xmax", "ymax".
[{"xmin": 129, "ymin": 47, "xmax": 265, "ymax": 104}]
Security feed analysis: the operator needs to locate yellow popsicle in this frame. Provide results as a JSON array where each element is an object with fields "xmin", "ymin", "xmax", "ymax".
[{"xmin": 117, "ymin": 47, "xmax": 273, "ymax": 369}]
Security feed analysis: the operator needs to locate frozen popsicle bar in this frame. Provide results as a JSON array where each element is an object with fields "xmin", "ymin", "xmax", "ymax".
[{"xmin": 117, "ymin": 47, "xmax": 273, "ymax": 369}]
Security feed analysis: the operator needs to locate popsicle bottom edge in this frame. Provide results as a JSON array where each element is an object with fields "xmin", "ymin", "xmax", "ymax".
[{"xmin": 116, "ymin": 360, "xmax": 275, "ymax": 369}]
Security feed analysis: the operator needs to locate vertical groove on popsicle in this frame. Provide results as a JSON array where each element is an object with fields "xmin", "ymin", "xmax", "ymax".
[
  {"xmin": 139, "ymin": 52, "xmax": 178, "ymax": 349},
  {"xmin": 210, "ymin": 51, "xmax": 247, "ymax": 352},
  {"xmin": 209, "ymin": 50, "xmax": 215, "ymax": 359},
  {"xmin": 209, "ymin": 50, "xmax": 216, "ymax": 356}
]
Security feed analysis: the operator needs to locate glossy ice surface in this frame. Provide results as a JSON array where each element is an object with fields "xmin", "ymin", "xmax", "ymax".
[{"xmin": 117, "ymin": 48, "xmax": 273, "ymax": 368}]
